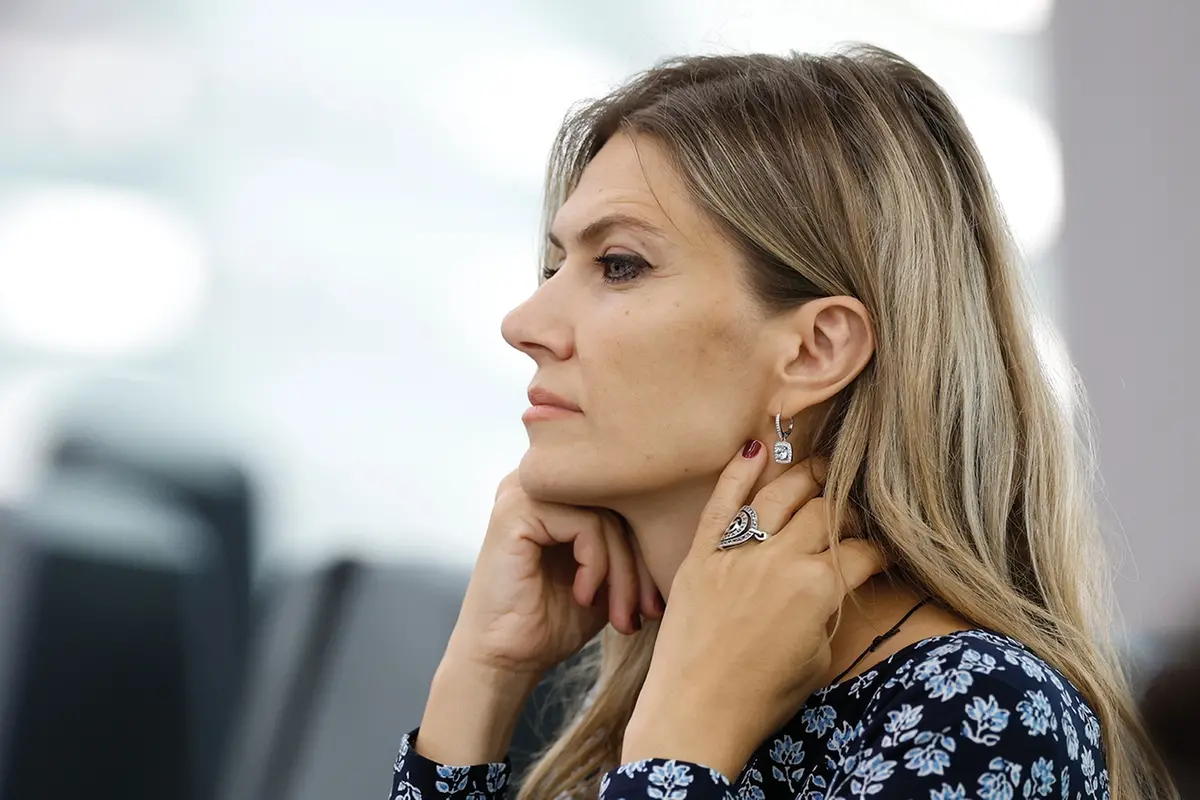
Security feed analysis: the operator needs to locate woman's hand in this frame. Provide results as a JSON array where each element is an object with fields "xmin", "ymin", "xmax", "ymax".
[
  {"xmin": 622, "ymin": 441, "xmax": 886, "ymax": 778},
  {"xmin": 418, "ymin": 469, "xmax": 661, "ymax": 764},
  {"xmin": 446, "ymin": 469, "xmax": 662, "ymax": 676}
]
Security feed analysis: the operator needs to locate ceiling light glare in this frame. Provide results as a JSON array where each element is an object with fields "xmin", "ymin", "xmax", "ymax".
[{"xmin": 0, "ymin": 184, "xmax": 209, "ymax": 356}]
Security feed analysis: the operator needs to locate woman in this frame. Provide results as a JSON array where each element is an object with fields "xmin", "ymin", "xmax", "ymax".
[{"xmin": 390, "ymin": 45, "xmax": 1175, "ymax": 799}]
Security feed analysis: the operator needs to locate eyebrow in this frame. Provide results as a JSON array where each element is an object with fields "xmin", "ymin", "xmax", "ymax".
[{"xmin": 547, "ymin": 212, "xmax": 669, "ymax": 250}]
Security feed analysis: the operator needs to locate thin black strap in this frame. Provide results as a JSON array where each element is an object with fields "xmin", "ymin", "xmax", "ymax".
[{"xmin": 830, "ymin": 596, "xmax": 932, "ymax": 686}]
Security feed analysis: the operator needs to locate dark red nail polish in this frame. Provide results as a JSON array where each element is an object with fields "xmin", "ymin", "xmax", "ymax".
[{"xmin": 742, "ymin": 440, "xmax": 762, "ymax": 458}]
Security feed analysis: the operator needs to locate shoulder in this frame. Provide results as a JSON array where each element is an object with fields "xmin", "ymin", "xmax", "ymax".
[
  {"xmin": 849, "ymin": 630, "xmax": 1107, "ymax": 794},
  {"xmin": 865, "ymin": 629, "xmax": 1100, "ymax": 729},
  {"xmin": 870, "ymin": 630, "xmax": 1089, "ymax": 703}
]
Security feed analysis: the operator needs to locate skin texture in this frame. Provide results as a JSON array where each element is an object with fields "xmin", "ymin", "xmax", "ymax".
[{"xmin": 416, "ymin": 132, "xmax": 969, "ymax": 773}]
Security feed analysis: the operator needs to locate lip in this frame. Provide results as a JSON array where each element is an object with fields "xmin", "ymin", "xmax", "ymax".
[
  {"xmin": 522, "ymin": 405, "xmax": 580, "ymax": 423},
  {"xmin": 524, "ymin": 386, "xmax": 582, "ymax": 423},
  {"xmin": 527, "ymin": 386, "xmax": 581, "ymax": 412}
]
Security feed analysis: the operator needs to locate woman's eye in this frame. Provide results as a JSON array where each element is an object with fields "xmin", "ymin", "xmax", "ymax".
[
  {"xmin": 594, "ymin": 253, "xmax": 651, "ymax": 284},
  {"xmin": 540, "ymin": 253, "xmax": 652, "ymax": 285}
]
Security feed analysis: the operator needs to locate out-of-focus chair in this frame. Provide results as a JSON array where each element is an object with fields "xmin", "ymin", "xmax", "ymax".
[
  {"xmin": 219, "ymin": 558, "xmax": 574, "ymax": 800},
  {"xmin": 0, "ymin": 467, "xmax": 208, "ymax": 800}
]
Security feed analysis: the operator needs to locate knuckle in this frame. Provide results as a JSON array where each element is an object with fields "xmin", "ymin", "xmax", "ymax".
[
  {"xmin": 574, "ymin": 526, "xmax": 598, "ymax": 555},
  {"xmin": 791, "ymin": 499, "xmax": 830, "ymax": 536},
  {"xmin": 714, "ymin": 469, "xmax": 743, "ymax": 498},
  {"xmin": 754, "ymin": 485, "xmax": 792, "ymax": 510},
  {"xmin": 494, "ymin": 470, "xmax": 523, "ymax": 501},
  {"xmin": 702, "ymin": 503, "xmax": 734, "ymax": 530},
  {"xmin": 798, "ymin": 559, "xmax": 838, "ymax": 594}
]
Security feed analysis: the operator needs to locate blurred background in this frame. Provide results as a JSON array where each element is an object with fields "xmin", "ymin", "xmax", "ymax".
[{"xmin": 0, "ymin": 0, "xmax": 1196, "ymax": 798}]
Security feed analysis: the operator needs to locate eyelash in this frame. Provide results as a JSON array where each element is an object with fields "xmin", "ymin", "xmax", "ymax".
[{"xmin": 541, "ymin": 253, "xmax": 652, "ymax": 285}]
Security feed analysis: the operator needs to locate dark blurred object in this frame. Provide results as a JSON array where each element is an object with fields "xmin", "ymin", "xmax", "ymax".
[
  {"xmin": 52, "ymin": 436, "xmax": 257, "ymax": 800},
  {"xmin": 0, "ymin": 436, "xmax": 256, "ymax": 800},
  {"xmin": 1140, "ymin": 628, "xmax": 1200, "ymax": 798},
  {"xmin": 0, "ymin": 474, "xmax": 204, "ymax": 800},
  {"xmin": 219, "ymin": 559, "xmax": 571, "ymax": 800},
  {"xmin": 0, "ymin": 513, "xmax": 41, "ymax": 793}
]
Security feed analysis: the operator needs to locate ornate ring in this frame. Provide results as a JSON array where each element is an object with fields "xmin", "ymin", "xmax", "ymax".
[{"xmin": 717, "ymin": 505, "xmax": 772, "ymax": 550}]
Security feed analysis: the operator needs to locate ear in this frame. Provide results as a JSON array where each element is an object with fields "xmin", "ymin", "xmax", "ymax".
[{"xmin": 771, "ymin": 296, "xmax": 875, "ymax": 415}]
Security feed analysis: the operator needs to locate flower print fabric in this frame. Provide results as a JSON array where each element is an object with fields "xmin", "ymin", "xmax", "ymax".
[{"xmin": 389, "ymin": 630, "xmax": 1108, "ymax": 799}]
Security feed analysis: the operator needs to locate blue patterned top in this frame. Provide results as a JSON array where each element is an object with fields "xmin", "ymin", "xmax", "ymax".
[{"xmin": 390, "ymin": 629, "xmax": 1108, "ymax": 799}]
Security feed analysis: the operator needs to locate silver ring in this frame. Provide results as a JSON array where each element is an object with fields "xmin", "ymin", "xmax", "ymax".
[{"xmin": 717, "ymin": 505, "xmax": 772, "ymax": 550}]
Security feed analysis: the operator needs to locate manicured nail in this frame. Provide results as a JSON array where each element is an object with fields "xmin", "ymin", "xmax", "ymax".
[{"xmin": 742, "ymin": 440, "xmax": 762, "ymax": 459}]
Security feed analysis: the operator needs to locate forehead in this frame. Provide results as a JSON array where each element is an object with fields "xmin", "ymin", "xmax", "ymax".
[{"xmin": 552, "ymin": 133, "xmax": 716, "ymax": 250}]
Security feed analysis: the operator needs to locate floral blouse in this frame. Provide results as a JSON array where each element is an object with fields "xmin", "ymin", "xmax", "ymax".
[{"xmin": 389, "ymin": 629, "xmax": 1108, "ymax": 799}]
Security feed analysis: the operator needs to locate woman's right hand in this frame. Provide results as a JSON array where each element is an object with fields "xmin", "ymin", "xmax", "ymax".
[
  {"xmin": 444, "ymin": 469, "xmax": 663, "ymax": 678},
  {"xmin": 416, "ymin": 469, "xmax": 662, "ymax": 764}
]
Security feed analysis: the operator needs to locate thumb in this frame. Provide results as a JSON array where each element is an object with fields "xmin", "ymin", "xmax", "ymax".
[{"xmin": 692, "ymin": 439, "xmax": 769, "ymax": 554}]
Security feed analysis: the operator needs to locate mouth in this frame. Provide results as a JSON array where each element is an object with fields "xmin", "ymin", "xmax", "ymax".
[
  {"xmin": 526, "ymin": 386, "xmax": 582, "ymax": 413},
  {"xmin": 524, "ymin": 386, "xmax": 583, "ymax": 423}
]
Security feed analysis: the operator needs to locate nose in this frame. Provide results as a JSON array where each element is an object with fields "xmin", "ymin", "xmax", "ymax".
[{"xmin": 500, "ymin": 277, "xmax": 574, "ymax": 362}]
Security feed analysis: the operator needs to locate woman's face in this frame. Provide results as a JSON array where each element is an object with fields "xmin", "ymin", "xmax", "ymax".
[{"xmin": 502, "ymin": 133, "xmax": 780, "ymax": 505}]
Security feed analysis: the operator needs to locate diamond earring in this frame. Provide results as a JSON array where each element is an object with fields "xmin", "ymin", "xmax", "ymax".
[{"xmin": 773, "ymin": 413, "xmax": 794, "ymax": 464}]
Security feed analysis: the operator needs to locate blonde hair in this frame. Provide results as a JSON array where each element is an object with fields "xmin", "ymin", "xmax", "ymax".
[{"xmin": 519, "ymin": 45, "xmax": 1176, "ymax": 800}]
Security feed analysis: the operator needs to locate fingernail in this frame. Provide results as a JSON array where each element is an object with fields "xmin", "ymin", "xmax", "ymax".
[{"xmin": 742, "ymin": 440, "xmax": 762, "ymax": 459}]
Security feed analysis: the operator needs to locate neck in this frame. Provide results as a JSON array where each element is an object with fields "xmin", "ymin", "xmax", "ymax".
[
  {"xmin": 611, "ymin": 477, "xmax": 958, "ymax": 686},
  {"xmin": 609, "ymin": 475, "xmax": 716, "ymax": 600}
]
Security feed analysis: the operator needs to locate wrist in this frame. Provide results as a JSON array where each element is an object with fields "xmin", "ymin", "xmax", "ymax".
[
  {"xmin": 416, "ymin": 656, "xmax": 542, "ymax": 765},
  {"xmin": 621, "ymin": 697, "xmax": 757, "ymax": 781}
]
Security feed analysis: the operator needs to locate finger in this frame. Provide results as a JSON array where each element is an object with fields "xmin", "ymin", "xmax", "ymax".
[
  {"xmin": 518, "ymin": 503, "xmax": 606, "ymax": 606},
  {"xmin": 571, "ymin": 524, "xmax": 608, "ymax": 607},
  {"xmin": 771, "ymin": 496, "xmax": 833, "ymax": 555},
  {"xmin": 628, "ymin": 530, "xmax": 664, "ymax": 620},
  {"xmin": 692, "ymin": 439, "xmax": 769, "ymax": 553},
  {"xmin": 823, "ymin": 538, "xmax": 888, "ymax": 595},
  {"xmin": 515, "ymin": 502, "xmax": 606, "ymax": 551},
  {"xmin": 746, "ymin": 457, "xmax": 828, "ymax": 539},
  {"xmin": 810, "ymin": 456, "xmax": 830, "ymax": 487},
  {"xmin": 601, "ymin": 514, "xmax": 641, "ymax": 634}
]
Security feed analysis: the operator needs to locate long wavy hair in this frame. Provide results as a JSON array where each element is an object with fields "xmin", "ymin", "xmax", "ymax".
[{"xmin": 518, "ymin": 45, "xmax": 1176, "ymax": 800}]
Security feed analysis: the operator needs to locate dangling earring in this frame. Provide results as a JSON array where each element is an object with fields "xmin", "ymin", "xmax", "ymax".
[{"xmin": 773, "ymin": 412, "xmax": 794, "ymax": 464}]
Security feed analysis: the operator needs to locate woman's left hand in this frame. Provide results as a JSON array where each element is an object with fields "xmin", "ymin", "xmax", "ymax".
[{"xmin": 621, "ymin": 440, "xmax": 887, "ymax": 779}]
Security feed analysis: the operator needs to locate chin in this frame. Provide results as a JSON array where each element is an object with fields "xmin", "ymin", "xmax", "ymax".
[{"xmin": 518, "ymin": 447, "xmax": 620, "ymax": 506}]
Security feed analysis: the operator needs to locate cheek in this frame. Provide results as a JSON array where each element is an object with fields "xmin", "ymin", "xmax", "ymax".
[{"xmin": 585, "ymin": 300, "xmax": 762, "ymax": 456}]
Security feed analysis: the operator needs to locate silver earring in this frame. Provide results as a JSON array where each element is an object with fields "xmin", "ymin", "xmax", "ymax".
[{"xmin": 773, "ymin": 413, "xmax": 794, "ymax": 464}]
